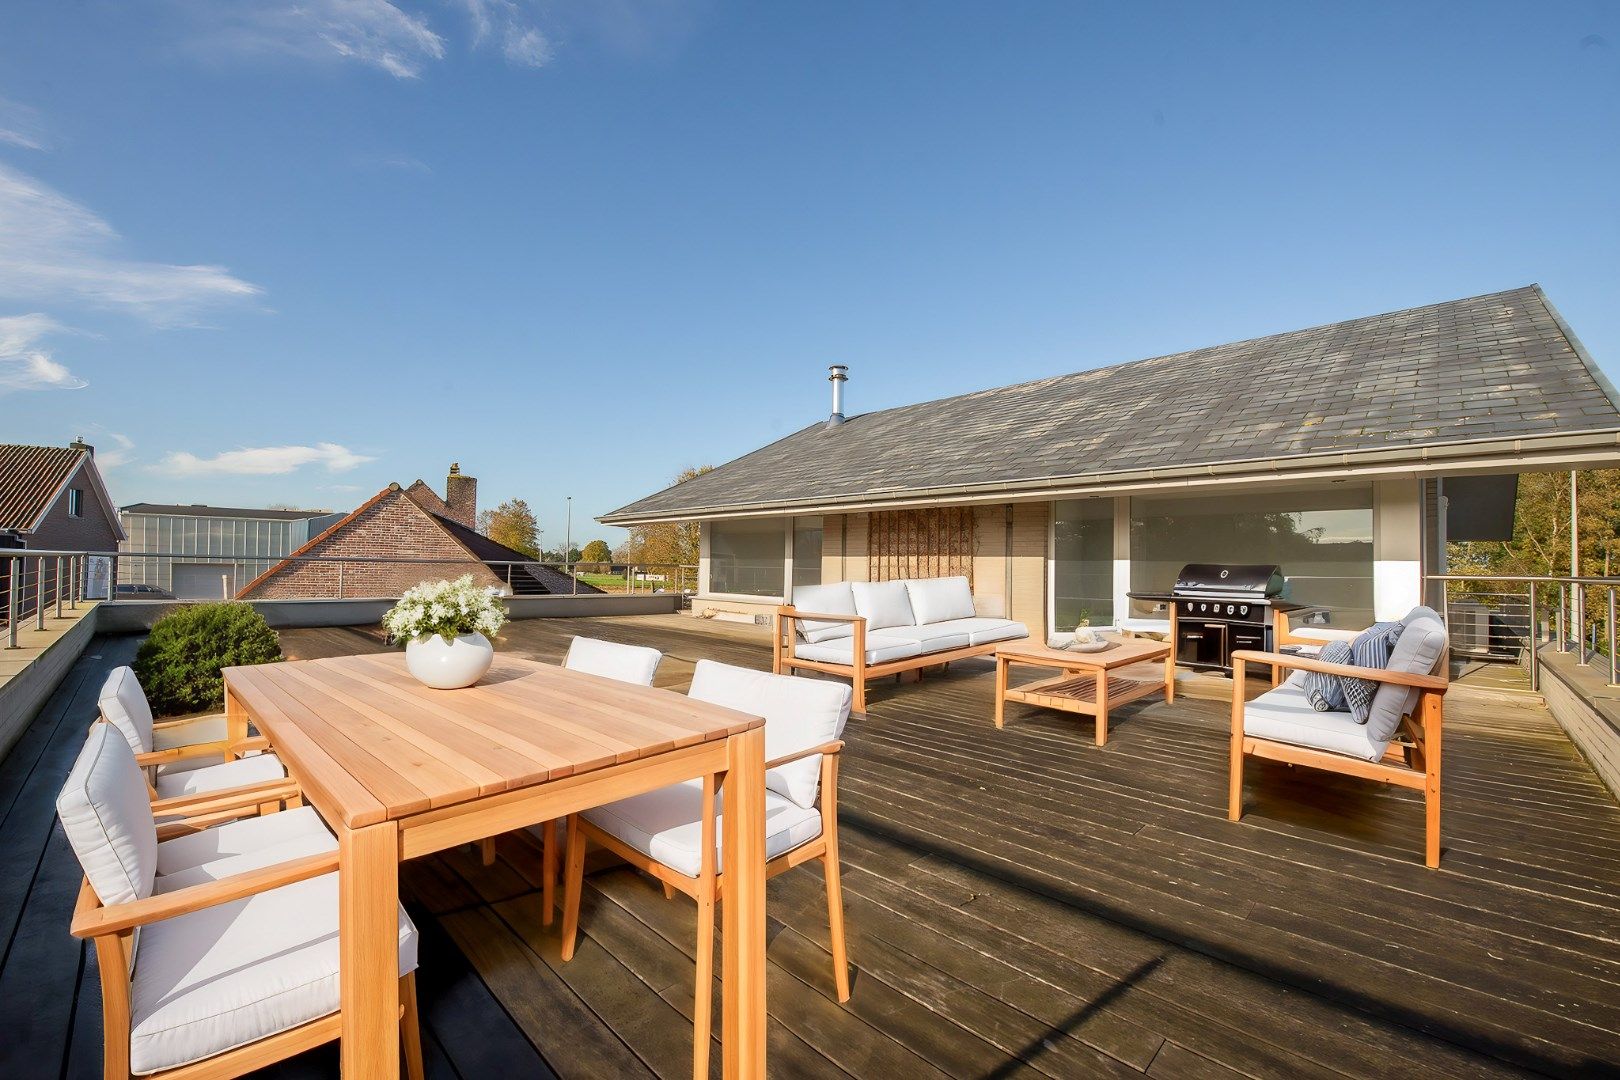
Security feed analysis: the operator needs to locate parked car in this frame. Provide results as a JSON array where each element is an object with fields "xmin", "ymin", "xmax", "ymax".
[{"xmin": 113, "ymin": 583, "xmax": 177, "ymax": 600}]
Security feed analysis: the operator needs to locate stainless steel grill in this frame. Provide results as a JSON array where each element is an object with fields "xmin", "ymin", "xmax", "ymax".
[{"xmin": 1129, "ymin": 563, "xmax": 1308, "ymax": 676}]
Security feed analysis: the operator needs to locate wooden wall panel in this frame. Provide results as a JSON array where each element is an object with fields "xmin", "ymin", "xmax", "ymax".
[{"xmin": 867, "ymin": 507, "xmax": 976, "ymax": 585}]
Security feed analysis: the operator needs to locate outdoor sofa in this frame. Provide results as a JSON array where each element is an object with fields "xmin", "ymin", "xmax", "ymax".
[
  {"xmin": 774, "ymin": 576, "xmax": 1028, "ymax": 713},
  {"xmin": 1228, "ymin": 605, "xmax": 1451, "ymax": 866}
]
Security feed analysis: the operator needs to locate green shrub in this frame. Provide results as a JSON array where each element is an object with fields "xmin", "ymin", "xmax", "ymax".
[{"xmin": 133, "ymin": 602, "xmax": 282, "ymax": 717}]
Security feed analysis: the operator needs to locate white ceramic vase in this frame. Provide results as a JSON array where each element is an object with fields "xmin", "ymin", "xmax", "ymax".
[{"xmin": 405, "ymin": 632, "xmax": 494, "ymax": 689}]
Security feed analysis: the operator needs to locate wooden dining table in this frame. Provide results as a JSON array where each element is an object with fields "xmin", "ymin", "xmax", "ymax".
[{"xmin": 222, "ymin": 651, "xmax": 770, "ymax": 1079}]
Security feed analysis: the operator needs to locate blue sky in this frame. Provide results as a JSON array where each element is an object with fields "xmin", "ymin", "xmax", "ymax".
[{"xmin": 2, "ymin": 2, "xmax": 1616, "ymax": 548}]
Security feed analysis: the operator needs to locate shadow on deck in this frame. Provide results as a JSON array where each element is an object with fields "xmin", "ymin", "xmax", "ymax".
[{"xmin": 3, "ymin": 615, "xmax": 1618, "ymax": 1078}]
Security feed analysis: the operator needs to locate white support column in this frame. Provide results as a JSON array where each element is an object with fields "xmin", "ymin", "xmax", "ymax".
[
  {"xmin": 697, "ymin": 521, "xmax": 712, "ymax": 598},
  {"xmin": 1112, "ymin": 496, "xmax": 1132, "ymax": 628},
  {"xmin": 1373, "ymin": 479, "xmax": 1423, "ymax": 622}
]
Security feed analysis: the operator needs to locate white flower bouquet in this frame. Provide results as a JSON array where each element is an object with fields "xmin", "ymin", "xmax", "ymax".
[{"xmin": 383, "ymin": 575, "xmax": 509, "ymax": 644}]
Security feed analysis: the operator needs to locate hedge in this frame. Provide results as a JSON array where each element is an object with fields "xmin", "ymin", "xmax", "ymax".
[{"xmin": 132, "ymin": 602, "xmax": 282, "ymax": 717}]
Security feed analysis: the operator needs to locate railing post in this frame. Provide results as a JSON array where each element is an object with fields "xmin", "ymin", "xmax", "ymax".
[
  {"xmin": 69, "ymin": 555, "xmax": 78, "ymax": 609},
  {"xmin": 338, "ymin": 562, "xmax": 345, "ymax": 599},
  {"xmin": 626, "ymin": 564, "xmax": 633, "ymax": 594},
  {"xmin": 5, "ymin": 558, "xmax": 17, "ymax": 648},
  {"xmin": 1527, "ymin": 580, "xmax": 1539, "ymax": 694},
  {"xmin": 54, "ymin": 556, "xmax": 63, "ymax": 619},
  {"xmin": 1557, "ymin": 585, "xmax": 1567, "ymax": 653},
  {"xmin": 1609, "ymin": 587, "xmax": 1618, "ymax": 688},
  {"xmin": 1577, "ymin": 584, "xmax": 1590, "ymax": 666},
  {"xmin": 34, "ymin": 556, "xmax": 46, "ymax": 630}
]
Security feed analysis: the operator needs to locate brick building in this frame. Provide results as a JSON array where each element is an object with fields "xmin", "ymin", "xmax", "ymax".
[
  {"xmin": 1, "ymin": 441, "xmax": 125, "ymax": 612},
  {"xmin": 238, "ymin": 464, "xmax": 592, "ymax": 599}
]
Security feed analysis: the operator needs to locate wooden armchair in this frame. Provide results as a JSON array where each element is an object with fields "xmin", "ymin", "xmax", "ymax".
[
  {"xmin": 1230, "ymin": 631, "xmax": 1449, "ymax": 866},
  {"xmin": 559, "ymin": 660, "xmax": 852, "ymax": 1080},
  {"xmin": 59, "ymin": 723, "xmax": 424, "ymax": 1080}
]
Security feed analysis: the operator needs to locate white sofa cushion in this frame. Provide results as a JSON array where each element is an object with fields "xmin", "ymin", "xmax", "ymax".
[
  {"xmin": 795, "ymin": 636, "xmax": 923, "ymax": 667},
  {"xmin": 1366, "ymin": 607, "xmax": 1448, "ymax": 743},
  {"xmin": 564, "ymin": 636, "xmax": 662, "ymax": 686},
  {"xmin": 584, "ymin": 778, "xmax": 822, "ymax": 878},
  {"xmin": 156, "ymin": 806, "xmax": 334, "ymax": 885},
  {"xmin": 791, "ymin": 582, "xmax": 859, "ymax": 643},
  {"xmin": 903, "ymin": 577, "xmax": 976, "ymax": 624},
  {"xmin": 100, "ymin": 665, "xmax": 156, "ymax": 756},
  {"xmin": 57, "ymin": 723, "xmax": 157, "ymax": 907},
  {"xmin": 869, "ymin": 624, "xmax": 971, "ymax": 654},
  {"xmin": 1243, "ymin": 682, "xmax": 1391, "ymax": 762},
  {"xmin": 129, "ymin": 870, "xmax": 418, "ymax": 1074},
  {"xmin": 928, "ymin": 617, "xmax": 1029, "ymax": 646},
  {"xmin": 152, "ymin": 752, "xmax": 287, "ymax": 801},
  {"xmin": 851, "ymin": 580, "xmax": 916, "ymax": 631},
  {"xmin": 687, "ymin": 659, "xmax": 851, "ymax": 809}
]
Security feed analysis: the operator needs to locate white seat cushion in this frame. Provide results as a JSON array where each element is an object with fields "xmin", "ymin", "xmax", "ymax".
[
  {"xmin": 156, "ymin": 806, "xmax": 335, "ymax": 887},
  {"xmin": 151, "ymin": 713, "xmax": 229, "ymax": 751},
  {"xmin": 1288, "ymin": 626, "xmax": 1362, "ymax": 645},
  {"xmin": 850, "ymin": 580, "xmax": 916, "ymax": 630},
  {"xmin": 1243, "ymin": 683, "xmax": 1391, "ymax": 762},
  {"xmin": 791, "ymin": 582, "xmax": 859, "ymax": 643},
  {"xmin": 100, "ymin": 665, "xmax": 157, "ymax": 756},
  {"xmin": 57, "ymin": 723, "xmax": 157, "ymax": 907},
  {"xmin": 794, "ymin": 636, "xmax": 923, "ymax": 667},
  {"xmin": 868, "ymin": 624, "xmax": 971, "ymax": 654},
  {"xmin": 130, "ymin": 871, "xmax": 418, "ymax": 1075},
  {"xmin": 903, "ymin": 577, "xmax": 976, "ymax": 624},
  {"xmin": 687, "ymin": 660, "xmax": 851, "ymax": 809},
  {"xmin": 584, "ymin": 779, "xmax": 822, "ymax": 878},
  {"xmin": 563, "ymin": 636, "xmax": 662, "ymax": 686},
  {"xmin": 927, "ymin": 617, "xmax": 1029, "ymax": 646},
  {"xmin": 152, "ymin": 753, "xmax": 287, "ymax": 801}
]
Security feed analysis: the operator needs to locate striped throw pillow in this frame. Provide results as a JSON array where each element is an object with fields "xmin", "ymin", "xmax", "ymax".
[
  {"xmin": 1304, "ymin": 641, "xmax": 1353, "ymax": 712},
  {"xmin": 1342, "ymin": 621, "xmax": 1405, "ymax": 724}
]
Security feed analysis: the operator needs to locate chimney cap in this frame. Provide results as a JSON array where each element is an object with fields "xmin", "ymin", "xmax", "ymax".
[{"xmin": 449, "ymin": 462, "xmax": 461, "ymax": 476}]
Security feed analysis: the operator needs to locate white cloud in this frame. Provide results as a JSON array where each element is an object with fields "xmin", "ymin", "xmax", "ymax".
[
  {"xmin": 0, "ymin": 313, "xmax": 88, "ymax": 393},
  {"xmin": 0, "ymin": 98, "xmax": 47, "ymax": 151},
  {"xmin": 0, "ymin": 163, "xmax": 261, "ymax": 325},
  {"xmin": 161, "ymin": 443, "xmax": 376, "ymax": 476},
  {"xmin": 458, "ymin": 0, "xmax": 551, "ymax": 68},
  {"xmin": 96, "ymin": 432, "xmax": 137, "ymax": 468},
  {"xmin": 176, "ymin": 0, "xmax": 447, "ymax": 79}
]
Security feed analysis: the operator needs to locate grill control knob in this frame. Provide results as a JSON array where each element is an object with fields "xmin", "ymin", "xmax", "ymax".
[
  {"xmin": 1226, "ymin": 604, "xmax": 1235, "ymax": 615},
  {"xmin": 1239, "ymin": 605, "xmax": 1249, "ymax": 617}
]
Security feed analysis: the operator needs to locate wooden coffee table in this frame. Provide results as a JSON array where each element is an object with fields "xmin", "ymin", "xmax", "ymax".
[{"xmin": 993, "ymin": 637, "xmax": 1174, "ymax": 745}]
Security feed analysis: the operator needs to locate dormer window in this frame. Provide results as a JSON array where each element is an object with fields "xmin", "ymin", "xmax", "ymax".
[{"xmin": 67, "ymin": 488, "xmax": 84, "ymax": 517}]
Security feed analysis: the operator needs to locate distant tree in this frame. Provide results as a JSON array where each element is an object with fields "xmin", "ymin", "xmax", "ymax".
[
  {"xmin": 477, "ymin": 499, "xmax": 542, "ymax": 559},
  {"xmin": 580, "ymin": 539, "xmax": 613, "ymax": 563},
  {"xmin": 616, "ymin": 465, "xmax": 713, "ymax": 570}
]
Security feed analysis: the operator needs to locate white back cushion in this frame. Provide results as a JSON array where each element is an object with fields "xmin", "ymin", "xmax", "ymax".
[
  {"xmin": 904, "ymin": 577, "xmax": 976, "ymax": 624},
  {"xmin": 687, "ymin": 660, "xmax": 851, "ymax": 809},
  {"xmin": 57, "ymin": 722, "xmax": 157, "ymax": 906},
  {"xmin": 100, "ymin": 665, "xmax": 155, "ymax": 756},
  {"xmin": 564, "ymin": 636, "xmax": 662, "ymax": 686},
  {"xmin": 792, "ymin": 582, "xmax": 858, "ymax": 643},
  {"xmin": 851, "ymin": 580, "xmax": 916, "ymax": 630}
]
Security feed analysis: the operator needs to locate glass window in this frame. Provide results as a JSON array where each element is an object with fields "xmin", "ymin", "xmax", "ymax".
[
  {"xmin": 1129, "ymin": 487, "xmax": 1374, "ymax": 627},
  {"xmin": 792, "ymin": 518, "xmax": 823, "ymax": 589},
  {"xmin": 67, "ymin": 489, "xmax": 83, "ymax": 517},
  {"xmin": 1053, "ymin": 499, "xmax": 1114, "ymax": 631},
  {"xmin": 709, "ymin": 519, "xmax": 786, "ymax": 597}
]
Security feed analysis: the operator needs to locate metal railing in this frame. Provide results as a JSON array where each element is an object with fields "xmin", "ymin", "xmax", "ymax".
[
  {"xmin": 2, "ymin": 548, "xmax": 697, "ymax": 648},
  {"xmin": 1427, "ymin": 573, "xmax": 1620, "ymax": 691}
]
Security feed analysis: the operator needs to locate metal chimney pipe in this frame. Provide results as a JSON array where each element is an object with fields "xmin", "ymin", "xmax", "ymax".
[{"xmin": 826, "ymin": 365, "xmax": 848, "ymax": 428}]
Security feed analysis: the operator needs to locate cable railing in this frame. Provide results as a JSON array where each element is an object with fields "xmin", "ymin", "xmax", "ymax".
[
  {"xmin": 2, "ymin": 548, "xmax": 697, "ymax": 648},
  {"xmin": 1427, "ymin": 573, "xmax": 1620, "ymax": 691}
]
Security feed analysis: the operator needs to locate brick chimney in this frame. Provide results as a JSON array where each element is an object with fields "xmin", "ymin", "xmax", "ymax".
[{"xmin": 445, "ymin": 462, "xmax": 477, "ymax": 529}]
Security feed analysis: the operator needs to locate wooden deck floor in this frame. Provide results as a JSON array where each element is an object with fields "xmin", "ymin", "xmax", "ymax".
[{"xmin": 4, "ymin": 615, "xmax": 1619, "ymax": 1078}]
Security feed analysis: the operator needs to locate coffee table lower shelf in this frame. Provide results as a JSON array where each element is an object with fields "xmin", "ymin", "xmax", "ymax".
[{"xmin": 994, "ymin": 640, "xmax": 1174, "ymax": 746}]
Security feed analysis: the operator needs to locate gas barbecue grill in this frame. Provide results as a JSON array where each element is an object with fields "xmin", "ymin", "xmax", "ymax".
[{"xmin": 1127, "ymin": 563, "xmax": 1314, "ymax": 676}]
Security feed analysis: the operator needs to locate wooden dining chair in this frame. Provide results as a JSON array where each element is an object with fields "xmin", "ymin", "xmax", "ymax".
[
  {"xmin": 59, "ymin": 722, "xmax": 424, "ymax": 1080},
  {"xmin": 479, "ymin": 636, "xmax": 664, "ymax": 927},
  {"xmin": 98, "ymin": 665, "xmax": 289, "ymax": 802},
  {"xmin": 559, "ymin": 659, "xmax": 852, "ymax": 1080}
]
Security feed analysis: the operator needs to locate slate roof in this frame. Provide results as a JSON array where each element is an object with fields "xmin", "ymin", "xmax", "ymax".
[
  {"xmin": 0, "ymin": 445, "xmax": 87, "ymax": 531},
  {"xmin": 120, "ymin": 503, "xmax": 335, "ymax": 520},
  {"xmin": 603, "ymin": 285, "xmax": 1620, "ymax": 523}
]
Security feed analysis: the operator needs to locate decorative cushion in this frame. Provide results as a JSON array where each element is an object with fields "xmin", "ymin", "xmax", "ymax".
[
  {"xmin": 1342, "ymin": 622, "xmax": 1405, "ymax": 723},
  {"xmin": 792, "ymin": 582, "xmax": 859, "ymax": 643},
  {"xmin": 57, "ymin": 723, "xmax": 157, "ymax": 908},
  {"xmin": 583, "ymin": 779, "xmax": 823, "ymax": 878},
  {"xmin": 903, "ymin": 577, "xmax": 976, "ymax": 624},
  {"xmin": 100, "ymin": 665, "xmax": 156, "ymax": 756},
  {"xmin": 850, "ymin": 580, "xmax": 916, "ymax": 631},
  {"xmin": 155, "ymin": 806, "xmax": 336, "ymax": 889},
  {"xmin": 563, "ymin": 636, "xmax": 662, "ymax": 686},
  {"xmin": 152, "ymin": 753, "xmax": 288, "ymax": 801},
  {"xmin": 794, "ymin": 637, "xmax": 923, "ymax": 667},
  {"xmin": 1303, "ymin": 641, "xmax": 1352, "ymax": 712},
  {"xmin": 687, "ymin": 659, "xmax": 851, "ymax": 809},
  {"xmin": 1366, "ymin": 608, "xmax": 1448, "ymax": 743},
  {"xmin": 928, "ymin": 617, "xmax": 1030, "ymax": 646},
  {"xmin": 130, "ymin": 868, "xmax": 418, "ymax": 1074},
  {"xmin": 1243, "ymin": 683, "xmax": 1392, "ymax": 762}
]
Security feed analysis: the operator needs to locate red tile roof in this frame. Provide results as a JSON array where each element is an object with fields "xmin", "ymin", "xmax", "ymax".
[{"xmin": 0, "ymin": 444, "xmax": 86, "ymax": 532}]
